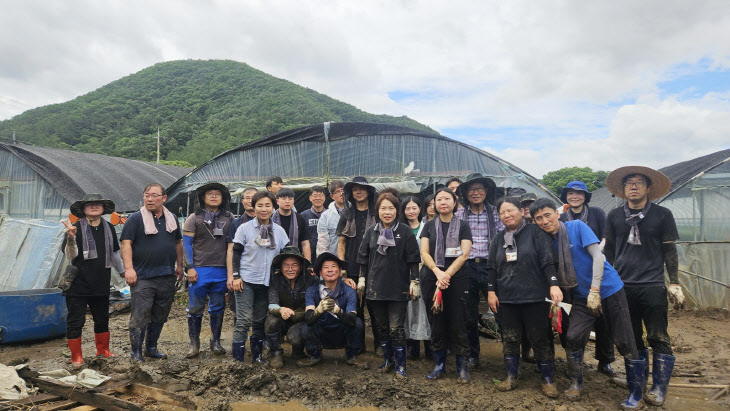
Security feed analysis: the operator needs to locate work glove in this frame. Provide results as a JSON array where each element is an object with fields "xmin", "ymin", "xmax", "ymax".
[
  {"xmin": 668, "ymin": 285, "xmax": 685, "ymax": 309},
  {"xmin": 410, "ymin": 280, "xmax": 421, "ymax": 301},
  {"xmin": 330, "ymin": 302, "xmax": 342, "ymax": 315},
  {"xmin": 315, "ymin": 298, "xmax": 331, "ymax": 315},
  {"xmin": 549, "ymin": 304, "xmax": 563, "ymax": 334},
  {"xmin": 432, "ymin": 288, "xmax": 443, "ymax": 314},
  {"xmin": 587, "ymin": 290, "xmax": 602, "ymax": 317},
  {"xmin": 357, "ymin": 277, "xmax": 366, "ymax": 296}
]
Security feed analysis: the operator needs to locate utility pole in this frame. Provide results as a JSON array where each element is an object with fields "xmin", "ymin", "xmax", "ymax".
[
  {"xmin": 157, "ymin": 127, "xmax": 160, "ymax": 164},
  {"xmin": 12, "ymin": 131, "xmax": 16, "ymax": 144}
]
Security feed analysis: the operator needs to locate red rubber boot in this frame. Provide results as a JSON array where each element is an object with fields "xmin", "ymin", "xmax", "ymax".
[
  {"xmin": 67, "ymin": 338, "xmax": 84, "ymax": 369},
  {"xmin": 95, "ymin": 332, "xmax": 115, "ymax": 357}
]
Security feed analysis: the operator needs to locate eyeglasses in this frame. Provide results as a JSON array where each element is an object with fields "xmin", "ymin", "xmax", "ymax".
[
  {"xmin": 624, "ymin": 181, "xmax": 646, "ymax": 188},
  {"xmin": 467, "ymin": 187, "xmax": 486, "ymax": 193},
  {"xmin": 144, "ymin": 193, "xmax": 164, "ymax": 199},
  {"xmin": 332, "ymin": 190, "xmax": 344, "ymax": 196},
  {"xmin": 283, "ymin": 263, "xmax": 300, "ymax": 269},
  {"xmin": 206, "ymin": 192, "xmax": 222, "ymax": 198}
]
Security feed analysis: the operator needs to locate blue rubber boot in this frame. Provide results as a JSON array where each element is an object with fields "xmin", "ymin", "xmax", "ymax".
[
  {"xmin": 620, "ymin": 357, "xmax": 646, "ymax": 409},
  {"xmin": 598, "ymin": 361, "xmax": 617, "ymax": 376},
  {"xmin": 496, "ymin": 355, "xmax": 519, "ymax": 391},
  {"xmin": 144, "ymin": 322, "xmax": 167, "ymax": 359},
  {"xmin": 564, "ymin": 350, "xmax": 584, "ymax": 401},
  {"xmin": 377, "ymin": 341, "xmax": 394, "ymax": 373},
  {"xmin": 644, "ymin": 353, "xmax": 675, "ymax": 406},
  {"xmin": 537, "ymin": 360, "xmax": 558, "ymax": 398},
  {"xmin": 129, "ymin": 328, "xmax": 146, "ymax": 363},
  {"xmin": 456, "ymin": 356, "xmax": 470, "ymax": 383},
  {"xmin": 426, "ymin": 349, "xmax": 447, "ymax": 380},
  {"xmin": 209, "ymin": 313, "xmax": 226, "ymax": 355},
  {"xmin": 250, "ymin": 337, "xmax": 268, "ymax": 365},
  {"xmin": 614, "ymin": 347, "xmax": 649, "ymax": 389},
  {"xmin": 185, "ymin": 316, "xmax": 202, "ymax": 358},
  {"xmin": 232, "ymin": 341, "xmax": 246, "ymax": 363},
  {"xmin": 393, "ymin": 346, "xmax": 407, "ymax": 379}
]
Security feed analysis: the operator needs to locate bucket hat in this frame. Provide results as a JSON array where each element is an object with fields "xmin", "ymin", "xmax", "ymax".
[
  {"xmin": 605, "ymin": 166, "xmax": 671, "ymax": 200},
  {"xmin": 343, "ymin": 176, "xmax": 377, "ymax": 199},
  {"xmin": 560, "ymin": 181, "xmax": 592, "ymax": 204},
  {"xmin": 196, "ymin": 182, "xmax": 231, "ymax": 211},
  {"xmin": 457, "ymin": 173, "xmax": 497, "ymax": 205},
  {"xmin": 70, "ymin": 194, "xmax": 115, "ymax": 218},
  {"xmin": 312, "ymin": 251, "xmax": 346, "ymax": 275},
  {"xmin": 271, "ymin": 246, "xmax": 310, "ymax": 275}
]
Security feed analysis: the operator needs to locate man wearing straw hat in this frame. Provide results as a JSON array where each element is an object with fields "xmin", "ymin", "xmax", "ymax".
[{"xmin": 603, "ymin": 166, "xmax": 684, "ymax": 407}]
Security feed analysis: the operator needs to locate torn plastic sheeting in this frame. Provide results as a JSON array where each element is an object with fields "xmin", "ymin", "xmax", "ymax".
[
  {"xmin": 677, "ymin": 242, "xmax": 730, "ymax": 310},
  {"xmin": 39, "ymin": 368, "xmax": 111, "ymax": 388},
  {"xmin": 0, "ymin": 363, "xmax": 28, "ymax": 400}
]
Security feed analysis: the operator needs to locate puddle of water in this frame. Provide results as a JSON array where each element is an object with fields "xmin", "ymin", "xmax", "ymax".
[{"xmin": 230, "ymin": 400, "xmax": 377, "ymax": 410}]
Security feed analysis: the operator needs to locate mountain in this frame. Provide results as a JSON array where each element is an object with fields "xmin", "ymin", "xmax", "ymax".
[{"xmin": 0, "ymin": 60, "xmax": 432, "ymax": 166}]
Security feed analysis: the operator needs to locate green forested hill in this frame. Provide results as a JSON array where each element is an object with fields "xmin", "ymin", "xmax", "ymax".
[{"xmin": 0, "ymin": 60, "xmax": 432, "ymax": 166}]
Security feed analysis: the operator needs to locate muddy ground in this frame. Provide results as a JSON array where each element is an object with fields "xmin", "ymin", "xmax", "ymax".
[{"xmin": 1, "ymin": 299, "xmax": 728, "ymax": 410}]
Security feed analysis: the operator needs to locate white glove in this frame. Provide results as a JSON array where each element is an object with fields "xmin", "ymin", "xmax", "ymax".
[
  {"xmin": 357, "ymin": 277, "xmax": 366, "ymax": 295},
  {"xmin": 410, "ymin": 280, "xmax": 421, "ymax": 300},
  {"xmin": 586, "ymin": 289, "xmax": 602, "ymax": 317},
  {"xmin": 668, "ymin": 285, "xmax": 685, "ymax": 309},
  {"xmin": 330, "ymin": 302, "xmax": 341, "ymax": 315}
]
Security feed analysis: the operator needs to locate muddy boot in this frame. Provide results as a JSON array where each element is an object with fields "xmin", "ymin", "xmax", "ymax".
[
  {"xmin": 537, "ymin": 360, "xmax": 558, "ymax": 398},
  {"xmin": 377, "ymin": 341, "xmax": 394, "ymax": 373},
  {"xmin": 269, "ymin": 350, "xmax": 284, "ymax": 368},
  {"xmin": 496, "ymin": 355, "xmax": 519, "ymax": 391},
  {"xmin": 185, "ymin": 316, "xmax": 202, "ymax": 359},
  {"xmin": 406, "ymin": 339, "xmax": 419, "ymax": 360},
  {"xmin": 426, "ymin": 349, "xmax": 446, "ymax": 380},
  {"xmin": 144, "ymin": 322, "xmax": 167, "ymax": 359},
  {"xmin": 614, "ymin": 347, "xmax": 648, "ymax": 389},
  {"xmin": 564, "ymin": 349, "xmax": 583, "ymax": 401},
  {"xmin": 620, "ymin": 357, "xmax": 646, "ymax": 409},
  {"xmin": 394, "ymin": 346, "xmax": 407, "ymax": 379},
  {"xmin": 346, "ymin": 355, "xmax": 369, "ymax": 370},
  {"xmin": 250, "ymin": 337, "xmax": 268, "ymax": 365},
  {"xmin": 424, "ymin": 340, "xmax": 433, "ymax": 361},
  {"xmin": 644, "ymin": 353, "xmax": 675, "ymax": 406},
  {"xmin": 232, "ymin": 341, "xmax": 246, "ymax": 363},
  {"xmin": 297, "ymin": 346, "xmax": 321, "ymax": 367},
  {"xmin": 522, "ymin": 346, "xmax": 536, "ymax": 364},
  {"xmin": 209, "ymin": 313, "xmax": 226, "ymax": 355},
  {"xmin": 94, "ymin": 332, "xmax": 115, "ymax": 358},
  {"xmin": 598, "ymin": 361, "xmax": 616, "ymax": 376},
  {"xmin": 67, "ymin": 337, "xmax": 84, "ymax": 369},
  {"xmin": 129, "ymin": 328, "xmax": 146, "ymax": 363},
  {"xmin": 456, "ymin": 356, "xmax": 470, "ymax": 383}
]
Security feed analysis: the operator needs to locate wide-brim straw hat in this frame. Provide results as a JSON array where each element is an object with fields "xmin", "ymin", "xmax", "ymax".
[
  {"xmin": 606, "ymin": 166, "xmax": 671, "ymax": 200},
  {"xmin": 70, "ymin": 194, "xmax": 115, "ymax": 218}
]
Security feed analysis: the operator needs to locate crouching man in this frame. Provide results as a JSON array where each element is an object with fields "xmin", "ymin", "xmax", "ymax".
[
  {"xmin": 530, "ymin": 198, "xmax": 644, "ymax": 409},
  {"xmin": 297, "ymin": 252, "xmax": 367, "ymax": 368},
  {"xmin": 265, "ymin": 246, "xmax": 319, "ymax": 368}
]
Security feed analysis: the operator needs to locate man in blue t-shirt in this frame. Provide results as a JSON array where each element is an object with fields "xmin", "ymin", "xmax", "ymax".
[
  {"xmin": 120, "ymin": 183, "xmax": 183, "ymax": 362},
  {"xmin": 296, "ymin": 252, "xmax": 366, "ymax": 369},
  {"xmin": 530, "ymin": 198, "xmax": 645, "ymax": 409}
]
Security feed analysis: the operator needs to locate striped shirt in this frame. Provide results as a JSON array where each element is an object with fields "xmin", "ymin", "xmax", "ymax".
[{"xmin": 455, "ymin": 204, "xmax": 504, "ymax": 259}]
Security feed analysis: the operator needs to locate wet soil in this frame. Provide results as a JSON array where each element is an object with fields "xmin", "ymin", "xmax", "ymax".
[{"xmin": 1, "ymin": 302, "xmax": 728, "ymax": 410}]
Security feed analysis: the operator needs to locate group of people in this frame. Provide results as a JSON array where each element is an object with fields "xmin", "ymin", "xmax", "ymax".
[{"xmin": 60, "ymin": 166, "xmax": 685, "ymax": 408}]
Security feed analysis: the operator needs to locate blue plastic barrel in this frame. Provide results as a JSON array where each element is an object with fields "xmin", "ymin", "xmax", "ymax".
[{"xmin": 0, "ymin": 288, "xmax": 67, "ymax": 344}]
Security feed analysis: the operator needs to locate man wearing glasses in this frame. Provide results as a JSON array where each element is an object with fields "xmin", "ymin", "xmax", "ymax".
[
  {"xmin": 454, "ymin": 172, "xmax": 504, "ymax": 368},
  {"xmin": 316, "ymin": 180, "xmax": 346, "ymax": 257},
  {"xmin": 604, "ymin": 166, "xmax": 684, "ymax": 406},
  {"xmin": 121, "ymin": 183, "xmax": 183, "ymax": 362},
  {"xmin": 301, "ymin": 186, "xmax": 327, "ymax": 256}
]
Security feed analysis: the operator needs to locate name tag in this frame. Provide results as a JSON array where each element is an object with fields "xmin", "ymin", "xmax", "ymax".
[
  {"xmin": 255, "ymin": 236, "xmax": 271, "ymax": 246},
  {"xmin": 445, "ymin": 247, "xmax": 462, "ymax": 257},
  {"xmin": 506, "ymin": 251, "xmax": 517, "ymax": 262},
  {"xmin": 213, "ymin": 227, "xmax": 224, "ymax": 236}
]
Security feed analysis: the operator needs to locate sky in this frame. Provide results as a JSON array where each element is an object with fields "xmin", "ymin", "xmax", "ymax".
[{"xmin": 1, "ymin": 1, "xmax": 729, "ymax": 178}]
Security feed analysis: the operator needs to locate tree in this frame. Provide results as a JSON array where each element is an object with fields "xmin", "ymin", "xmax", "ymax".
[{"xmin": 542, "ymin": 167, "xmax": 609, "ymax": 196}]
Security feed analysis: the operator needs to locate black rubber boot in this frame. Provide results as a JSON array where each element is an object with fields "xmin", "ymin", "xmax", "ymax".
[
  {"xmin": 537, "ymin": 360, "xmax": 558, "ymax": 398},
  {"xmin": 250, "ymin": 337, "xmax": 268, "ymax": 365},
  {"xmin": 144, "ymin": 322, "xmax": 167, "ymax": 359},
  {"xmin": 377, "ymin": 341, "xmax": 394, "ymax": 373},
  {"xmin": 496, "ymin": 355, "xmax": 519, "ymax": 391},
  {"xmin": 394, "ymin": 346, "xmax": 407, "ymax": 379},
  {"xmin": 232, "ymin": 341, "xmax": 245, "ymax": 362},
  {"xmin": 406, "ymin": 339, "xmax": 419, "ymax": 360},
  {"xmin": 209, "ymin": 313, "xmax": 226, "ymax": 355},
  {"xmin": 565, "ymin": 349, "xmax": 584, "ymax": 401},
  {"xmin": 129, "ymin": 328, "xmax": 146, "ymax": 363},
  {"xmin": 645, "ymin": 353, "xmax": 675, "ymax": 406},
  {"xmin": 426, "ymin": 349, "xmax": 447, "ymax": 380},
  {"xmin": 185, "ymin": 316, "xmax": 202, "ymax": 359},
  {"xmin": 456, "ymin": 355, "xmax": 470, "ymax": 383}
]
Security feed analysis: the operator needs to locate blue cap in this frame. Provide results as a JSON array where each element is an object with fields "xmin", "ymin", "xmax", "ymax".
[{"xmin": 560, "ymin": 181, "xmax": 592, "ymax": 204}]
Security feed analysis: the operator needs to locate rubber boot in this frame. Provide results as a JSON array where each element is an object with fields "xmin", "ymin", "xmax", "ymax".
[
  {"xmin": 67, "ymin": 338, "xmax": 84, "ymax": 369},
  {"xmin": 250, "ymin": 337, "xmax": 268, "ymax": 365},
  {"xmin": 620, "ymin": 358, "xmax": 646, "ymax": 409},
  {"xmin": 232, "ymin": 341, "xmax": 246, "ymax": 363},
  {"xmin": 144, "ymin": 322, "xmax": 167, "ymax": 359},
  {"xmin": 406, "ymin": 339, "xmax": 420, "ymax": 360},
  {"xmin": 537, "ymin": 360, "xmax": 559, "ymax": 398},
  {"xmin": 614, "ymin": 347, "xmax": 649, "ymax": 389},
  {"xmin": 598, "ymin": 361, "xmax": 617, "ymax": 377},
  {"xmin": 209, "ymin": 313, "xmax": 226, "ymax": 355},
  {"xmin": 377, "ymin": 341, "xmax": 394, "ymax": 373},
  {"xmin": 522, "ymin": 346, "xmax": 536, "ymax": 363},
  {"xmin": 424, "ymin": 340, "xmax": 433, "ymax": 360},
  {"xmin": 426, "ymin": 349, "xmax": 447, "ymax": 380},
  {"xmin": 496, "ymin": 355, "xmax": 519, "ymax": 391},
  {"xmin": 185, "ymin": 316, "xmax": 202, "ymax": 359},
  {"xmin": 129, "ymin": 328, "xmax": 146, "ymax": 363},
  {"xmin": 94, "ymin": 332, "xmax": 115, "ymax": 358},
  {"xmin": 394, "ymin": 346, "xmax": 407, "ymax": 379},
  {"xmin": 297, "ymin": 346, "xmax": 321, "ymax": 367},
  {"xmin": 564, "ymin": 349, "xmax": 584, "ymax": 401},
  {"xmin": 644, "ymin": 353, "xmax": 675, "ymax": 406},
  {"xmin": 456, "ymin": 356, "xmax": 470, "ymax": 383}
]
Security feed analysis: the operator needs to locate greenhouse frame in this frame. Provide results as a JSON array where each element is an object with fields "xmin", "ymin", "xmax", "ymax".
[
  {"xmin": 166, "ymin": 122, "xmax": 560, "ymax": 213},
  {"xmin": 592, "ymin": 149, "xmax": 730, "ymax": 309}
]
